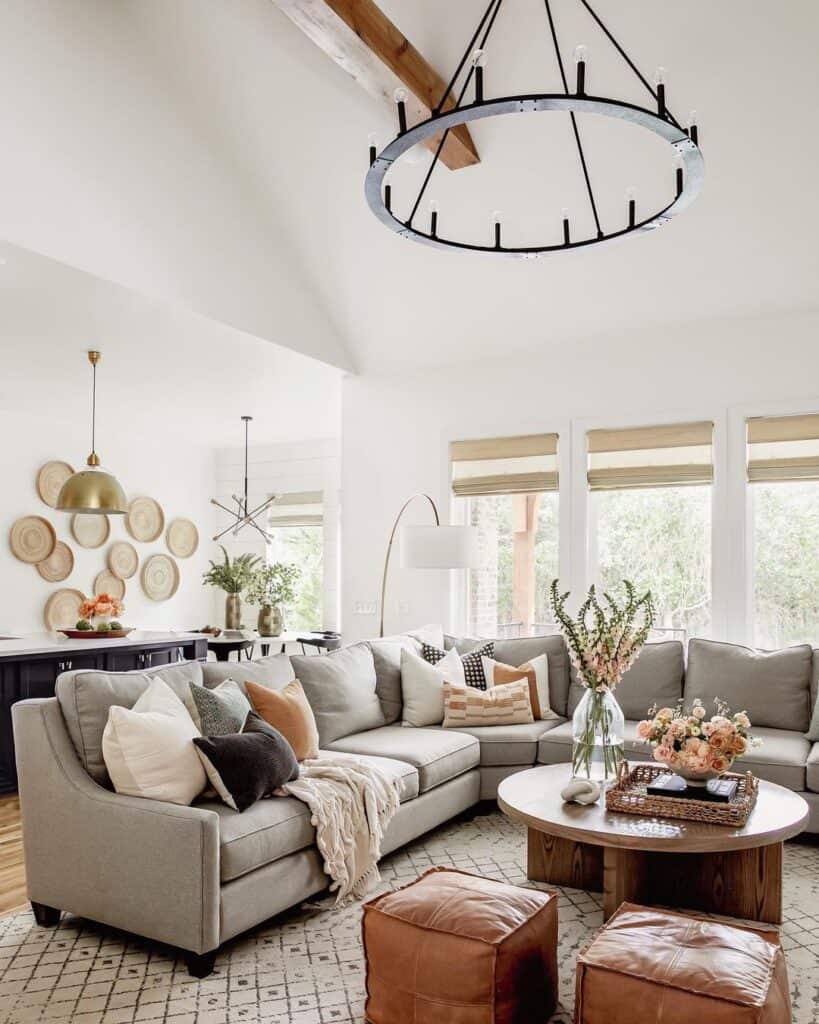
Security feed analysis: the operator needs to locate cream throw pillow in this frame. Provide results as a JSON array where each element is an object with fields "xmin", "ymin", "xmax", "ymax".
[
  {"xmin": 481, "ymin": 654, "xmax": 558, "ymax": 720},
  {"xmin": 443, "ymin": 678, "xmax": 534, "ymax": 728},
  {"xmin": 400, "ymin": 647, "xmax": 465, "ymax": 727},
  {"xmin": 102, "ymin": 678, "xmax": 206, "ymax": 805}
]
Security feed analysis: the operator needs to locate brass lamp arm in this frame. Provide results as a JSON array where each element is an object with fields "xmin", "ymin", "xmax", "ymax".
[{"xmin": 379, "ymin": 493, "xmax": 440, "ymax": 638}]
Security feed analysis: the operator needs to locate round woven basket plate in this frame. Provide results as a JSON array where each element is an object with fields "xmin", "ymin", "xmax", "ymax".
[
  {"xmin": 166, "ymin": 518, "xmax": 199, "ymax": 559},
  {"xmin": 44, "ymin": 588, "xmax": 86, "ymax": 630},
  {"xmin": 94, "ymin": 570, "xmax": 126, "ymax": 601},
  {"xmin": 71, "ymin": 513, "xmax": 110, "ymax": 549},
  {"xmin": 36, "ymin": 541, "xmax": 74, "ymax": 583},
  {"xmin": 36, "ymin": 461, "xmax": 75, "ymax": 509},
  {"xmin": 108, "ymin": 541, "xmax": 139, "ymax": 580},
  {"xmin": 126, "ymin": 497, "xmax": 164, "ymax": 543},
  {"xmin": 141, "ymin": 554, "xmax": 179, "ymax": 601},
  {"xmin": 10, "ymin": 516, "xmax": 57, "ymax": 564}
]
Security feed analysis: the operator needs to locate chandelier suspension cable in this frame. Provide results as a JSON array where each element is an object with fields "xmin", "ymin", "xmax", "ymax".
[
  {"xmin": 576, "ymin": 0, "xmax": 683, "ymax": 131},
  {"xmin": 542, "ymin": 0, "xmax": 603, "ymax": 239},
  {"xmin": 90, "ymin": 357, "xmax": 97, "ymax": 459},
  {"xmin": 408, "ymin": 0, "xmax": 505, "ymax": 226},
  {"xmin": 433, "ymin": 0, "xmax": 500, "ymax": 115}
]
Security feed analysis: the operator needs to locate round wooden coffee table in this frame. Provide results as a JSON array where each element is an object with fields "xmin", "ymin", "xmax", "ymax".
[{"xmin": 498, "ymin": 763, "xmax": 809, "ymax": 924}]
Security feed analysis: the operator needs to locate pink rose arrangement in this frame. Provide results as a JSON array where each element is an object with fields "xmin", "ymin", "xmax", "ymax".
[
  {"xmin": 637, "ymin": 699, "xmax": 760, "ymax": 782},
  {"xmin": 79, "ymin": 594, "xmax": 125, "ymax": 622}
]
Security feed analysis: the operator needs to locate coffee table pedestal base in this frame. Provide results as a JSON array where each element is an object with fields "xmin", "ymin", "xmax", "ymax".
[{"xmin": 527, "ymin": 828, "xmax": 783, "ymax": 924}]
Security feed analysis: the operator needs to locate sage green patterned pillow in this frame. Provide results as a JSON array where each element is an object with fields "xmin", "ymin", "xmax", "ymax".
[{"xmin": 190, "ymin": 679, "xmax": 251, "ymax": 736}]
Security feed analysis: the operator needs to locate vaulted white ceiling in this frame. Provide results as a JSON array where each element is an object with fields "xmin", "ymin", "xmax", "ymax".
[{"xmin": 1, "ymin": 0, "xmax": 816, "ymax": 374}]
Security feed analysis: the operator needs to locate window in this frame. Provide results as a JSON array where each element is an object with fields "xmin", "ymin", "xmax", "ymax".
[
  {"xmin": 450, "ymin": 434, "xmax": 559, "ymax": 639},
  {"xmin": 266, "ymin": 492, "xmax": 324, "ymax": 631},
  {"xmin": 588, "ymin": 422, "xmax": 714, "ymax": 640},
  {"xmin": 749, "ymin": 415, "xmax": 819, "ymax": 648}
]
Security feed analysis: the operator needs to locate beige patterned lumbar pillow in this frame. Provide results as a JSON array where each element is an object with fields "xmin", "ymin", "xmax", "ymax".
[{"xmin": 442, "ymin": 678, "xmax": 533, "ymax": 728}]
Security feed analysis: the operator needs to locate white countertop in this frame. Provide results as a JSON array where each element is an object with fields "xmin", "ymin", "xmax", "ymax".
[{"xmin": 0, "ymin": 631, "xmax": 205, "ymax": 659}]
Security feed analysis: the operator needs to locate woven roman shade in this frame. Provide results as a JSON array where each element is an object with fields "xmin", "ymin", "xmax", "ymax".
[
  {"xmin": 747, "ymin": 414, "xmax": 819, "ymax": 483},
  {"xmin": 450, "ymin": 434, "xmax": 558, "ymax": 497},
  {"xmin": 267, "ymin": 491, "xmax": 323, "ymax": 527},
  {"xmin": 587, "ymin": 421, "xmax": 713, "ymax": 491}
]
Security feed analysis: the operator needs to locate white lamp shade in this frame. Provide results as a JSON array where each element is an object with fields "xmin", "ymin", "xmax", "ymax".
[{"xmin": 400, "ymin": 525, "xmax": 480, "ymax": 569}]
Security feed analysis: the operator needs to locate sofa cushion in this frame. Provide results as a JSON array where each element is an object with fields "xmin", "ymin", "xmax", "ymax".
[
  {"xmin": 685, "ymin": 639, "xmax": 812, "ymax": 732},
  {"xmin": 56, "ymin": 660, "xmax": 203, "ymax": 785},
  {"xmin": 493, "ymin": 636, "xmax": 571, "ymax": 718},
  {"xmin": 538, "ymin": 719, "xmax": 650, "ymax": 766},
  {"xmin": 567, "ymin": 642, "xmax": 684, "ymax": 721},
  {"xmin": 291, "ymin": 643, "xmax": 385, "ymax": 746},
  {"xmin": 190, "ymin": 679, "xmax": 251, "ymax": 736},
  {"xmin": 807, "ymin": 743, "xmax": 819, "ymax": 793},
  {"xmin": 327, "ymin": 726, "xmax": 479, "ymax": 793},
  {"xmin": 442, "ymin": 679, "xmax": 534, "ymax": 729},
  {"xmin": 246, "ymin": 680, "xmax": 319, "ymax": 761},
  {"xmin": 439, "ymin": 719, "xmax": 566, "ymax": 766},
  {"xmin": 367, "ymin": 638, "xmax": 418, "ymax": 725},
  {"xmin": 211, "ymin": 750, "xmax": 420, "ymax": 882},
  {"xmin": 737, "ymin": 727, "xmax": 810, "ymax": 790},
  {"xmin": 202, "ymin": 654, "xmax": 295, "ymax": 693}
]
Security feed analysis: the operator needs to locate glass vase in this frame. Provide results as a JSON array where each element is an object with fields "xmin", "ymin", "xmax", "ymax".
[{"xmin": 572, "ymin": 687, "xmax": 625, "ymax": 784}]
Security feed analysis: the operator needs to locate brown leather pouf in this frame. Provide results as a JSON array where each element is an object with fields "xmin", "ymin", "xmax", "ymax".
[
  {"xmin": 362, "ymin": 866, "xmax": 558, "ymax": 1024},
  {"xmin": 575, "ymin": 903, "xmax": 792, "ymax": 1024}
]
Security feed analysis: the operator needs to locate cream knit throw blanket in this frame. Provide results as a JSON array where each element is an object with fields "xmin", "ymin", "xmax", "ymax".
[{"xmin": 278, "ymin": 756, "xmax": 400, "ymax": 904}]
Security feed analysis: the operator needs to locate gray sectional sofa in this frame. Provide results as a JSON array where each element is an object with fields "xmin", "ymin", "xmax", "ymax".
[{"xmin": 11, "ymin": 631, "xmax": 819, "ymax": 975}]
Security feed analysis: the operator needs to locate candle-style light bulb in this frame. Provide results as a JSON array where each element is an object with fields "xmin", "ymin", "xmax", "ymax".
[
  {"xmin": 674, "ymin": 153, "xmax": 684, "ymax": 197},
  {"xmin": 561, "ymin": 207, "xmax": 570, "ymax": 245},
  {"xmin": 384, "ymin": 173, "xmax": 392, "ymax": 213},
  {"xmin": 429, "ymin": 200, "xmax": 439, "ymax": 238},
  {"xmin": 654, "ymin": 66, "xmax": 667, "ymax": 117},
  {"xmin": 394, "ymin": 87, "xmax": 408, "ymax": 133},
  {"xmin": 688, "ymin": 109, "xmax": 699, "ymax": 146},
  {"xmin": 574, "ymin": 44, "xmax": 588, "ymax": 94},
  {"xmin": 491, "ymin": 210, "xmax": 502, "ymax": 249},
  {"xmin": 626, "ymin": 186, "xmax": 637, "ymax": 228},
  {"xmin": 472, "ymin": 48, "xmax": 487, "ymax": 102},
  {"xmin": 368, "ymin": 132, "xmax": 378, "ymax": 167}
]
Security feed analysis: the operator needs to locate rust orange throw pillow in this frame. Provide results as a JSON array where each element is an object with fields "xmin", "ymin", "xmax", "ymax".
[{"xmin": 245, "ymin": 679, "xmax": 319, "ymax": 761}]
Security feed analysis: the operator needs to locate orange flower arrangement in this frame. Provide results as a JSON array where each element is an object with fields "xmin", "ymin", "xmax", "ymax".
[{"xmin": 79, "ymin": 594, "xmax": 124, "ymax": 620}]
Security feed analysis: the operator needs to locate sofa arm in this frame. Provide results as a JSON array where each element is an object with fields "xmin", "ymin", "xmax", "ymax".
[{"xmin": 12, "ymin": 698, "xmax": 220, "ymax": 954}]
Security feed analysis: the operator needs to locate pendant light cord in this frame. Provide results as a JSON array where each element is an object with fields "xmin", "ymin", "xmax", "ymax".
[{"xmin": 91, "ymin": 359, "xmax": 97, "ymax": 459}]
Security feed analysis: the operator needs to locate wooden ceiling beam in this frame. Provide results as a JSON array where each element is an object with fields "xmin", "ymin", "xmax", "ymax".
[{"xmin": 273, "ymin": 0, "xmax": 480, "ymax": 170}]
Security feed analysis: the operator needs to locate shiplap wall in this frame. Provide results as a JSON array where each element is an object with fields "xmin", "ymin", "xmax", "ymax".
[{"xmin": 211, "ymin": 439, "xmax": 341, "ymax": 631}]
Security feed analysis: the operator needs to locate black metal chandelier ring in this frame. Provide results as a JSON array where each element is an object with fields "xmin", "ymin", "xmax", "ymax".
[{"xmin": 365, "ymin": 94, "xmax": 705, "ymax": 259}]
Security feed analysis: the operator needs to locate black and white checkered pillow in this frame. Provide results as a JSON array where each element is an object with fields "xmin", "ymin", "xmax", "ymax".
[{"xmin": 421, "ymin": 641, "xmax": 495, "ymax": 690}]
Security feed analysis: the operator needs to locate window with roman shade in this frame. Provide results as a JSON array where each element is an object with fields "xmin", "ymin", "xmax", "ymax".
[
  {"xmin": 449, "ymin": 434, "xmax": 559, "ymax": 497},
  {"xmin": 747, "ymin": 415, "xmax": 819, "ymax": 483},
  {"xmin": 587, "ymin": 421, "xmax": 713, "ymax": 491},
  {"xmin": 266, "ymin": 491, "xmax": 323, "ymax": 528}
]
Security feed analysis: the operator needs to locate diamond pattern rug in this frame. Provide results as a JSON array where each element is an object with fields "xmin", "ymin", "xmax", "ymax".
[{"xmin": 1, "ymin": 809, "xmax": 817, "ymax": 1023}]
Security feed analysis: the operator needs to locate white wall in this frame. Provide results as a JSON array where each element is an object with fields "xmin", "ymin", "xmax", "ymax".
[
  {"xmin": 341, "ymin": 310, "xmax": 819, "ymax": 643},
  {"xmin": 212, "ymin": 439, "xmax": 342, "ymax": 630},
  {"xmin": 0, "ymin": 408, "xmax": 214, "ymax": 635}
]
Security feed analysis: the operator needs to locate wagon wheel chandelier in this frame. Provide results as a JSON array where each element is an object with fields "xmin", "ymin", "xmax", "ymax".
[{"xmin": 364, "ymin": 0, "xmax": 704, "ymax": 259}]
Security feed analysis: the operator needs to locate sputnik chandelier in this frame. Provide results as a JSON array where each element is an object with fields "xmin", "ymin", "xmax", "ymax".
[
  {"xmin": 364, "ymin": 0, "xmax": 704, "ymax": 259},
  {"xmin": 211, "ymin": 416, "xmax": 276, "ymax": 544}
]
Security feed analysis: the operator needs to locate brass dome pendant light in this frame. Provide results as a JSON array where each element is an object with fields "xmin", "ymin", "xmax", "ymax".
[{"xmin": 56, "ymin": 350, "xmax": 127, "ymax": 514}]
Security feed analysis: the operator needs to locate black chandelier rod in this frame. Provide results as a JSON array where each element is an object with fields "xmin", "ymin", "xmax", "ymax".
[
  {"xmin": 433, "ymin": 0, "xmax": 499, "ymax": 115},
  {"xmin": 577, "ymin": 0, "xmax": 683, "ymax": 132},
  {"xmin": 543, "ymin": 0, "xmax": 603, "ymax": 239},
  {"xmin": 408, "ymin": 0, "xmax": 505, "ymax": 227}
]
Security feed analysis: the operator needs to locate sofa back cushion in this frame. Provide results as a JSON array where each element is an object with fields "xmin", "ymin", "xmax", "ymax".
[
  {"xmin": 367, "ymin": 637, "xmax": 421, "ymax": 724},
  {"xmin": 492, "ymin": 636, "xmax": 571, "ymax": 718},
  {"xmin": 567, "ymin": 641, "xmax": 685, "ymax": 721},
  {"xmin": 56, "ymin": 660, "xmax": 203, "ymax": 785},
  {"xmin": 684, "ymin": 638, "xmax": 812, "ymax": 732},
  {"xmin": 291, "ymin": 642, "xmax": 385, "ymax": 745},
  {"xmin": 201, "ymin": 653, "xmax": 295, "ymax": 693}
]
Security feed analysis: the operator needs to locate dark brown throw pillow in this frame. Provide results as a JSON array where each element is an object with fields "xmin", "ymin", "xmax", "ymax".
[{"xmin": 193, "ymin": 713, "xmax": 299, "ymax": 812}]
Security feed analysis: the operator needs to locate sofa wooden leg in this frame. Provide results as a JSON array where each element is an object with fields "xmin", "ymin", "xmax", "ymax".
[
  {"xmin": 184, "ymin": 949, "xmax": 217, "ymax": 978},
  {"xmin": 31, "ymin": 901, "xmax": 61, "ymax": 927}
]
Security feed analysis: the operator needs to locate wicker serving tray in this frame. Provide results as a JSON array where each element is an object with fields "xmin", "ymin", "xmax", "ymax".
[{"xmin": 606, "ymin": 762, "xmax": 759, "ymax": 827}]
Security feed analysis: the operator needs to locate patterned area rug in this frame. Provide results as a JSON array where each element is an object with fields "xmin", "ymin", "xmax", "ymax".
[{"xmin": 1, "ymin": 809, "xmax": 817, "ymax": 1023}]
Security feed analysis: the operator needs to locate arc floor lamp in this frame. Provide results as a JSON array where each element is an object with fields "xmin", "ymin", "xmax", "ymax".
[{"xmin": 379, "ymin": 493, "xmax": 479, "ymax": 637}]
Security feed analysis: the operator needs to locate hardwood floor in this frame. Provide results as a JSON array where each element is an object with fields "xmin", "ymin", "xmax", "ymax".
[{"xmin": 0, "ymin": 796, "xmax": 26, "ymax": 915}]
